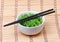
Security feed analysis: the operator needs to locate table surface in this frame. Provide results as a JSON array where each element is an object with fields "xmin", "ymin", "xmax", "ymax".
[{"xmin": 0, "ymin": 0, "xmax": 60, "ymax": 42}]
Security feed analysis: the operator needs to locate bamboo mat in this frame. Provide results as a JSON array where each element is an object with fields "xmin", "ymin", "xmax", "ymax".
[{"xmin": 0, "ymin": 0, "xmax": 60, "ymax": 42}]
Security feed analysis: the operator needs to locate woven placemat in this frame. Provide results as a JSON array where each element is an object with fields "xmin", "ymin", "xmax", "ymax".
[{"xmin": 0, "ymin": 0, "xmax": 60, "ymax": 42}]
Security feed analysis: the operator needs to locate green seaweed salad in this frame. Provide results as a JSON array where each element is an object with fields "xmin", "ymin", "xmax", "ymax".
[{"xmin": 17, "ymin": 13, "xmax": 42, "ymax": 27}]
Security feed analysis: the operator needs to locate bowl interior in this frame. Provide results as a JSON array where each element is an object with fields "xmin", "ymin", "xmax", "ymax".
[{"xmin": 16, "ymin": 11, "xmax": 45, "ymax": 28}]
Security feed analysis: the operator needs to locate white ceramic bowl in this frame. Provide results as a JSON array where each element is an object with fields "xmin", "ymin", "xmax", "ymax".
[{"xmin": 16, "ymin": 11, "xmax": 45, "ymax": 35}]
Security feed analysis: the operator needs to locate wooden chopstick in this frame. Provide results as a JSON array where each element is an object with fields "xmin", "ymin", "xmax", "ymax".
[{"xmin": 4, "ymin": 9, "xmax": 55, "ymax": 27}]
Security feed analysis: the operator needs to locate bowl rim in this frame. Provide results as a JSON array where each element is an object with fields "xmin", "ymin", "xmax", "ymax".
[{"xmin": 16, "ymin": 11, "xmax": 45, "ymax": 28}]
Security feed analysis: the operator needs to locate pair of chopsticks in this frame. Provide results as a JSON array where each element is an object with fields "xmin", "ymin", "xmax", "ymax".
[{"xmin": 4, "ymin": 9, "xmax": 55, "ymax": 27}]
